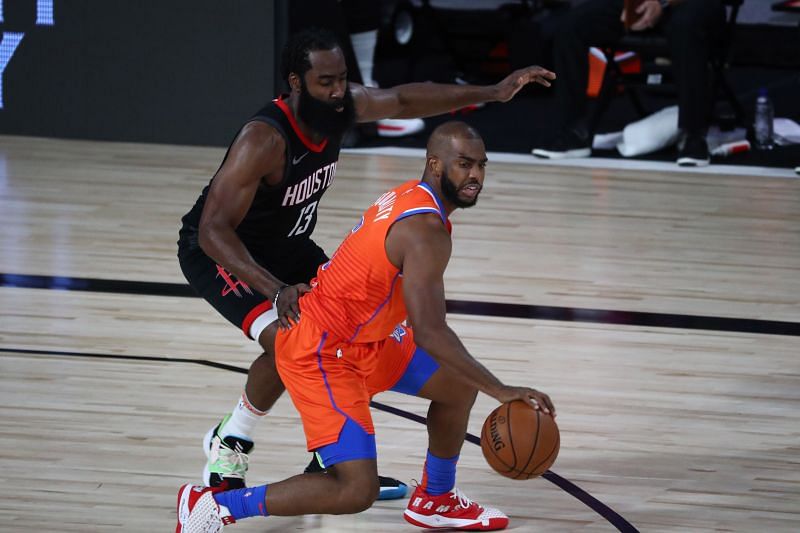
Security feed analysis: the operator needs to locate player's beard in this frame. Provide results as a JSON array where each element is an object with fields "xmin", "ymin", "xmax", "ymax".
[
  {"xmin": 441, "ymin": 168, "xmax": 480, "ymax": 208},
  {"xmin": 297, "ymin": 81, "xmax": 356, "ymax": 139}
]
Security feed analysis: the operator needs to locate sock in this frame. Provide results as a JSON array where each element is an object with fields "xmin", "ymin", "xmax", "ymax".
[
  {"xmin": 219, "ymin": 392, "xmax": 268, "ymax": 441},
  {"xmin": 420, "ymin": 450, "xmax": 458, "ymax": 496},
  {"xmin": 213, "ymin": 484, "xmax": 268, "ymax": 520},
  {"xmin": 350, "ymin": 29, "xmax": 378, "ymax": 87}
]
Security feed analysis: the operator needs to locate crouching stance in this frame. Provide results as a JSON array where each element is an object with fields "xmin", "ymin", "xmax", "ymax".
[{"xmin": 176, "ymin": 122, "xmax": 555, "ymax": 531}]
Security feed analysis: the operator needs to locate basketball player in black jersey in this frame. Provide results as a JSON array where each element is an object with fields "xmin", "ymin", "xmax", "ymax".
[{"xmin": 178, "ymin": 28, "xmax": 555, "ymax": 498}]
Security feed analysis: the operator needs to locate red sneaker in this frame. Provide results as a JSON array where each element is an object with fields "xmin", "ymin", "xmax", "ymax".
[
  {"xmin": 176, "ymin": 484, "xmax": 236, "ymax": 533},
  {"xmin": 403, "ymin": 485, "xmax": 509, "ymax": 530}
]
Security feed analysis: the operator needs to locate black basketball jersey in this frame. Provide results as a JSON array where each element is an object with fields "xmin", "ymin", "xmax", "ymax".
[{"xmin": 179, "ymin": 95, "xmax": 341, "ymax": 256}]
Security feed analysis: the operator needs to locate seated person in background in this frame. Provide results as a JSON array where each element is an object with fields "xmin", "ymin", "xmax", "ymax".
[{"xmin": 532, "ymin": 0, "xmax": 724, "ymax": 166}]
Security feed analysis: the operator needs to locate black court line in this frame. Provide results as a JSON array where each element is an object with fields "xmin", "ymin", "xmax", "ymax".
[
  {"xmin": 0, "ymin": 346, "xmax": 639, "ymax": 532},
  {"xmin": 2, "ymin": 272, "xmax": 798, "ymax": 336}
]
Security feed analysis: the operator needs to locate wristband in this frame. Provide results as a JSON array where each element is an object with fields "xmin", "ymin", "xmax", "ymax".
[{"xmin": 272, "ymin": 284, "xmax": 289, "ymax": 308}]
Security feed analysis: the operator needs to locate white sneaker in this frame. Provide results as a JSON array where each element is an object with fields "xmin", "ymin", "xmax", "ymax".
[
  {"xmin": 176, "ymin": 484, "xmax": 235, "ymax": 533},
  {"xmin": 377, "ymin": 118, "xmax": 425, "ymax": 137}
]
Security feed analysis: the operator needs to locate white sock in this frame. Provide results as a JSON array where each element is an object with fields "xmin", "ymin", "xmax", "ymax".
[
  {"xmin": 350, "ymin": 29, "xmax": 378, "ymax": 87},
  {"xmin": 219, "ymin": 392, "xmax": 268, "ymax": 441}
]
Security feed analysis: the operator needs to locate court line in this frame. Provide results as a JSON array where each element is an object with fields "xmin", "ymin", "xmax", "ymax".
[
  {"xmin": 2, "ymin": 273, "xmax": 798, "ymax": 337},
  {"xmin": 0, "ymin": 346, "xmax": 640, "ymax": 532}
]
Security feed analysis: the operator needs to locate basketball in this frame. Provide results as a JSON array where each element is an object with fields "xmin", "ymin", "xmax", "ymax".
[{"xmin": 480, "ymin": 400, "xmax": 560, "ymax": 479}]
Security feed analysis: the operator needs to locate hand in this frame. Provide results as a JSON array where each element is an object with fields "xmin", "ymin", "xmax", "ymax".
[
  {"xmin": 274, "ymin": 283, "xmax": 311, "ymax": 330},
  {"xmin": 493, "ymin": 66, "xmax": 556, "ymax": 102},
  {"xmin": 621, "ymin": 0, "xmax": 664, "ymax": 31},
  {"xmin": 493, "ymin": 385, "xmax": 556, "ymax": 416}
]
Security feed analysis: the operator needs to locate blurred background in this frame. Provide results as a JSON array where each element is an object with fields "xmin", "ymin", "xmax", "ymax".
[{"xmin": 1, "ymin": 0, "xmax": 797, "ymax": 167}]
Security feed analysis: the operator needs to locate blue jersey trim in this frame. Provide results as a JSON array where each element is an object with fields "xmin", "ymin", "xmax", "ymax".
[
  {"xmin": 313, "ymin": 332, "xmax": 377, "ymax": 466},
  {"xmin": 348, "ymin": 271, "xmax": 402, "ymax": 343},
  {"xmin": 416, "ymin": 181, "xmax": 448, "ymax": 223},
  {"xmin": 396, "ymin": 207, "xmax": 442, "ymax": 222},
  {"xmin": 315, "ymin": 332, "xmax": 349, "ymax": 419}
]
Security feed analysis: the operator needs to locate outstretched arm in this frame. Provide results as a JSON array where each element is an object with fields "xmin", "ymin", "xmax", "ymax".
[
  {"xmin": 351, "ymin": 65, "xmax": 556, "ymax": 122},
  {"xmin": 386, "ymin": 214, "xmax": 555, "ymax": 414}
]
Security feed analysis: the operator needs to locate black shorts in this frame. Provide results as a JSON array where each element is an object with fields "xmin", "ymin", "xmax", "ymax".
[{"xmin": 178, "ymin": 238, "xmax": 328, "ymax": 338}]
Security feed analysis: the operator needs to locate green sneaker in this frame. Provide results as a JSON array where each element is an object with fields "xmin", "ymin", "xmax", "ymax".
[{"xmin": 202, "ymin": 415, "xmax": 253, "ymax": 489}]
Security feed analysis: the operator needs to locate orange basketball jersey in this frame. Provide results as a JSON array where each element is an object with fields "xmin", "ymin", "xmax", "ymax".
[{"xmin": 300, "ymin": 179, "xmax": 450, "ymax": 343}]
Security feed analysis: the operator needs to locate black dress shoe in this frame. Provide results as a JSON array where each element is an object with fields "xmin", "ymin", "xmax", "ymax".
[
  {"xmin": 677, "ymin": 134, "xmax": 710, "ymax": 167},
  {"xmin": 532, "ymin": 125, "xmax": 592, "ymax": 159}
]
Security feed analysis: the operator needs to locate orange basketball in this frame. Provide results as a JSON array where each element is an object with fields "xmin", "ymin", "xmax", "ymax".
[{"xmin": 480, "ymin": 400, "xmax": 560, "ymax": 479}]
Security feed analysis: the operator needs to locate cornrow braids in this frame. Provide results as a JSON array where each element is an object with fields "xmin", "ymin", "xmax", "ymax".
[{"xmin": 281, "ymin": 28, "xmax": 342, "ymax": 82}]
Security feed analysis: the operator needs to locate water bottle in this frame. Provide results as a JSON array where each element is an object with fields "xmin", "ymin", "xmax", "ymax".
[{"xmin": 753, "ymin": 88, "xmax": 774, "ymax": 150}]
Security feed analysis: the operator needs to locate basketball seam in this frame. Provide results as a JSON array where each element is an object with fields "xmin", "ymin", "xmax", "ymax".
[
  {"xmin": 515, "ymin": 408, "xmax": 541, "ymax": 479},
  {"xmin": 505, "ymin": 402, "xmax": 518, "ymax": 472},
  {"xmin": 529, "ymin": 426, "xmax": 560, "ymax": 477},
  {"xmin": 482, "ymin": 408, "xmax": 515, "ymax": 473}
]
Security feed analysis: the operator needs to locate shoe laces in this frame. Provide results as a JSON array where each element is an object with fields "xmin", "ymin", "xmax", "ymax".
[
  {"xmin": 211, "ymin": 437, "xmax": 250, "ymax": 478},
  {"xmin": 451, "ymin": 488, "xmax": 475, "ymax": 510}
]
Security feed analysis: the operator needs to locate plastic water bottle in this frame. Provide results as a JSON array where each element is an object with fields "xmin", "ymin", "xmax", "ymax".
[{"xmin": 753, "ymin": 88, "xmax": 774, "ymax": 150}]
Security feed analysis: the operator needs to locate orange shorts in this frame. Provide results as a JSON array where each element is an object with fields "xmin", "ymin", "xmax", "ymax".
[{"xmin": 275, "ymin": 317, "xmax": 419, "ymax": 452}]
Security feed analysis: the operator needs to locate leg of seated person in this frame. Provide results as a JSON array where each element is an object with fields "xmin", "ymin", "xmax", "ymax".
[
  {"xmin": 663, "ymin": 0, "xmax": 724, "ymax": 136},
  {"xmin": 552, "ymin": 0, "xmax": 626, "ymax": 128}
]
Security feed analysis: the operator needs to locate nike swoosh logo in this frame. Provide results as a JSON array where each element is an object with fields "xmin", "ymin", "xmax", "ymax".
[{"xmin": 292, "ymin": 152, "xmax": 309, "ymax": 165}]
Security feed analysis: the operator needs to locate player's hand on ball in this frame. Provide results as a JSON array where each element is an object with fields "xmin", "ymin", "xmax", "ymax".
[
  {"xmin": 275, "ymin": 283, "xmax": 310, "ymax": 329},
  {"xmin": 494, "ymin": 386, "xmax": 555, "ymax": 416}
]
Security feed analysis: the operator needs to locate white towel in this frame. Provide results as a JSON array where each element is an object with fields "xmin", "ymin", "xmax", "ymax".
[{"xmin": 616, "ymin": 105, "xmax": 680, "ymax": 157}]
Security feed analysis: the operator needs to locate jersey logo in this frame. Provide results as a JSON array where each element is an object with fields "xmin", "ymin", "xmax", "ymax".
[
  {"xmin": 282, "ymin": 161, "xmax": 337, "ymax": 207},
  {"xmin": 292, "ymin": 151, "xmax": 310, "ymax": 165}
]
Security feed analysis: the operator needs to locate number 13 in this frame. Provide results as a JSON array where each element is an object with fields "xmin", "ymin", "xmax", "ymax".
[{"xmin": 287, "ymin": 201, "xmax": 318, "ymax": 237}]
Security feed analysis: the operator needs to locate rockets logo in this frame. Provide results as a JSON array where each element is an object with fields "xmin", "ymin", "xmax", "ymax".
[{"xmin": 216, "ymin": 265, "xmax": 253, "ymax": 298}]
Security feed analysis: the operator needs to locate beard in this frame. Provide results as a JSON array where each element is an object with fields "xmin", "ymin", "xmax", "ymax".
[
  {"xmin": 297, "ymin": 82, "xmax": 356, "ymax": 139},
  {"xmin": 440, "ymin": 168, "xmax": 480, "ymax": 208}
]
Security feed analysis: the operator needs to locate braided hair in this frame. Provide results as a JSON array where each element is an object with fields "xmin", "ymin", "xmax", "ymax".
[{"xmin": 281, "ymin": 28, "xmax": 342, "ymax": 82}]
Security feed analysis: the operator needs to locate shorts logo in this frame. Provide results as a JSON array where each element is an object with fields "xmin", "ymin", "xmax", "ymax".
[
  {"xmin": 216, "ymin": 265, "xmax": 253, "ymax": 297},
  {"xmin": 390, "ymin": 324, "xmax": 406, "ymax": 343}
]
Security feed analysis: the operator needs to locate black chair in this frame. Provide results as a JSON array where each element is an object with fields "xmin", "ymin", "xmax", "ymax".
[{"xmin": 593, "ymin": 0, "xmax": 745, "ymax": 130}]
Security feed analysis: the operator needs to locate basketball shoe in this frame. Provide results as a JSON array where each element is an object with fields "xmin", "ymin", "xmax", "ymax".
[
  {"xmin": 304, "ymin": 453, "xmax": 408, "ymax": 500},
  {"xmin": 403, "ymin": 485, "xmax": 509, "ymax": 530},
  {"xmin": 203, "ymin": 416, "xmax": 253, "ymax": 489},
  {"xmin": 376, "ymin": 117, "xmax": 425, "ymax": 138},
  {"xmin": 176, "ymin": 484, "xmax": 235, "ymax": 533}
]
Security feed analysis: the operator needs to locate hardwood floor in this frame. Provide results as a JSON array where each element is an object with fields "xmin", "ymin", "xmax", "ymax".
[{"xmin": 0, "ymin": 135, "xmax": 798, "ymax": 532}]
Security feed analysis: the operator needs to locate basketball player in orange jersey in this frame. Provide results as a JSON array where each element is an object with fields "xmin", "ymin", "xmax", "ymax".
[
  {"xmin": 178, "ymin": 28, "xmax": 556, "ymax": 499},
  {"xmin": 176, "ymin": 122, "xmax": 556, "ymax": 532}
]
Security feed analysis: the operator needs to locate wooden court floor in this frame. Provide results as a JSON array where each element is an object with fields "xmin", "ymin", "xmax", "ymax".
[{"xmin": 0, "ymin": 135, "xmax": 798, "ymax": 532}]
